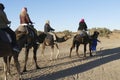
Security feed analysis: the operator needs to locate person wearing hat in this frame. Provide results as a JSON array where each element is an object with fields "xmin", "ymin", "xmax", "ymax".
[
  {"xmin": 44, "ymin": 20, "xmax": 56, "ymax": 41},
  {"xmin": 77, "ymin": 18, "xmax": 88, "ymax": 36},
  {"xmin": 0, "ymin": 3, "xmax": 20, "ymax": 52}
]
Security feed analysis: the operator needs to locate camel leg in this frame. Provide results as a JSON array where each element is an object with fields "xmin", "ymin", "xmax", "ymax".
[
  {"xmin": 55, "ymin": 43, "xmax": 59, "ymax": 59},
  {"xmin": 5, "ymin": 56, "xmax": 12, "ymax": 77},
  {"xmin": 89, "ymin": 43, "xmax": 93, "ymax": 56},
  {"xmin": 7, "ymin": 56, "xmax": 12, "ymax": 76},
  {"xmin": 41, "ymin": 43, "xmax": 45, "ymax": 57},
  {"xmin": 50, "ymin": 45, "xmax": 54, "ymax": 60},
  {"xmin": 13, "ymin": 53, "xmax": 22, "ymax": 80},
  {"xmin": 3, "ymin": 57, "xmax": 7, "ymax": 80},
  {"xmin": 76, "ymin": 44, "xmax": 80, "ymax": 57},
  {"xmin": 69, "ymin": 44, "xmax": 75, "ymax": 58},
  {"xmin": 84, "ymin": 44, "xmax": 87, "ymax": 57},
  {"xmin": 33, "ymin": 45, "xmax": 40, "ymax": 69},
  {"xmin": 23, "ymin": 48, "xmax": 29, "ymax": 72},
  {"xmin": 70, "ymin": 46, "xmax": 73, "ymax": 58}
]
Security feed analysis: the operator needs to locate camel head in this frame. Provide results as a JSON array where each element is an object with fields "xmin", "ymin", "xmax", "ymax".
[
  {"xmin": 56, "ymin": 33, "xmax": 72, "ymax": 43},
  {"xmin": 63, "ymin": 34, "xmax": 72, "ymax": 41}
]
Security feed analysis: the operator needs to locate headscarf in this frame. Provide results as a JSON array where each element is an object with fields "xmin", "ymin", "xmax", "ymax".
[
  {"xmin": 80, "ymin": 19, "xmax": 85, "ymax": 23},
  {"xmin": 0, "ymin": 3, "xmax": 5, "ymax": 10},
  {"xmin": 46, "ymin": 20, "xmax": 50, "ymax": 24}
]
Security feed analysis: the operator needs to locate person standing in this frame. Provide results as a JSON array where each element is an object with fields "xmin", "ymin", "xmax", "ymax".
[{"xmin": 91, "ymin": 31, "xmax": 101, "ymax": 53}]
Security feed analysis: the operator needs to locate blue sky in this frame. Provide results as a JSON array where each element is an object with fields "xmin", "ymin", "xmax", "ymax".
[{"xmin": 0, "ymin": 0, "xmax": 120, "ymax": 32}]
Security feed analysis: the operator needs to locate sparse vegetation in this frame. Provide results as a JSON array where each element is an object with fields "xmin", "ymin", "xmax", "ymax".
[
  {"xmin": 57, "ymin": 30, "xmax": 72, "ymax": 36},
  {"xmin": 113, "ymin": 29, "xmax": 120, "ymax": 33},
  {"xmin": 89, "ymin": 27, "xmax": 112, "ymax": 37}
]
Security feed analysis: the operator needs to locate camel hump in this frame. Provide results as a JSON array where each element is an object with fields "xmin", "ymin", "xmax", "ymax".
[{"xmin": 0, "ymin": 30, "xmax": 11, "ymax": 43}]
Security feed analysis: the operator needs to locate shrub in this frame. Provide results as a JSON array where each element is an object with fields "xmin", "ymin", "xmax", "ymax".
[
  {"xmin": 89, "ymin": 27, "xmax": 112, "ymax": 37},
  {"xmin": 62, "ymin": 30, "xmax": 72, "ymax": 36}
]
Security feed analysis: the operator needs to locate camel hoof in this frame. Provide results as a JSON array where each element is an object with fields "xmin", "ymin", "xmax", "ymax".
[
  {"xmin": 36, "ymin": 66, "xmax": 41, "ymax": 69},
  {"xmin": 50, "ymin": 58, "xmax": 53, "ymax": 61},
  {"xmin": 77, "ymin": 55, "xmax": 81, "ymax": 58},
  {"xmin": 19, "ymin": 77, "xmax": 22, "ymax": 80},
  {"xmin": 23, "ymin": 69, "xmax": 27, "ymax": 72},
  {"xmin": 90, "ymin": 54, "xmax": 93, "ymax": 57},
  {"xmin": 83, "ymin": 57, "xmax": 86, "ymax": 60},
  {"xmin": 19, "ymin": 78, "xmax": 23, "ymax": 80}
]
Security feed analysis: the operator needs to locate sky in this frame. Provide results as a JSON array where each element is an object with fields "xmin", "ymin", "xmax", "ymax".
[{"xmin": 0, "ymin": 0, "xmax": 120, "ymax": 32}]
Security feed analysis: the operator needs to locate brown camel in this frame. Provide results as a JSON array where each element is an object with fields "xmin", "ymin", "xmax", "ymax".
[
  {"xmin": 69, "ymin": 31, "xmax": 100, "ymax": 58},
  {"xmin": 38, "ymin": 32, "xmax": 71, "ymax": 60},
  {"xmin": 0, "ymin": 30, "xmax": 21, "ymax": 80},
  {"xmin": 15, "ymin": 25, "xmax": 41, "ymax": 72}
]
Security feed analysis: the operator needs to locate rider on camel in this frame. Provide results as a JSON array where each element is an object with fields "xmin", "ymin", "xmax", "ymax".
[
  {"xmin": 78, "ymin": 18, "xmax": 88, "ymax": 37},
  {"xmin": 0, "ymin": 3, "xmax": 20, "ymax": 52},
  {"xmin": 17, "ymin": 7, "xmax": 39, "ymax": 44},
  {"xmin": 44, "ymin": 20, "xmax": 56, "ymax": 41}
]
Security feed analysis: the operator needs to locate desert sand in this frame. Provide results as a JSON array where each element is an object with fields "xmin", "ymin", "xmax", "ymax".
[{"xmin": 0, "ymin": 32, "xmax": 120, "ymax": 80}]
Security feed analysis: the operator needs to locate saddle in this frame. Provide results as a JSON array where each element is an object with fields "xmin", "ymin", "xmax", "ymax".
[
  {"xmin": 16, "ymin": 24, "xmax": 36, "ymax": 39},
  {"xmin": 44, "ymin": 33, "xmax": 54, "ymax": 45},
  {"xmin": 76, "ymin": 32, "xmax": 89, "ymax": 43},
  {"xmin": 25, "ymin": 25, "xmax": 40, "ymax": 45},
  {"xmin": 46, "ymin": 33, "xmax": 53, "ymax": 40},
  {"xmin": 0, "ymin": 30, "xmax": 12, "ymax": 43}
]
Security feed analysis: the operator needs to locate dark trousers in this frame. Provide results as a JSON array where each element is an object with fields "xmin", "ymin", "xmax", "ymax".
[
  {"xmin": 1, "ymin": 27, "xmax": 17, "ymax": 47},
  {"xmin": 27, "ymin": 25, "xmax": 38, "ymax": 41}
]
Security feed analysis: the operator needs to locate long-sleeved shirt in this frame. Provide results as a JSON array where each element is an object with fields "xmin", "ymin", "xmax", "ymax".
[
  {"xmin": 20, "ymin": 13, "xmax": 32, "ymax": 24},
  {"xmin": 0, "ymin": 10, "xmax": 10, "ymax": 28},
  {"xmin": 78, "ymin": 22, "xmax": 87, "ymax": 31},
  {"xmin": 44, "ymin": 23, "xmax": 54, "ymax": 33}
]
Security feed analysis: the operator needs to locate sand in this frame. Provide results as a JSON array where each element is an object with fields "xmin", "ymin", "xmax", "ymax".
[{"xmin": 0, "ymin": 32, "xmax": 120, "ymax": 80}]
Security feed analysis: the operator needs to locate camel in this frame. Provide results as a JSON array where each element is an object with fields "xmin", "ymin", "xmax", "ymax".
[
  {"xmin": 69, "ymin": 31, "xmax": 100, "ymax": 58},
  {"xmin": 0, "ymin": 30, "xmax": 21, "ymax": 80},
  {"xmin": 15, "ymin": 25, "xmax": 41, "ymax": 72},
  {"xmin": 37, "ymin": 32, "xmax": 71, "ymax": 60}
]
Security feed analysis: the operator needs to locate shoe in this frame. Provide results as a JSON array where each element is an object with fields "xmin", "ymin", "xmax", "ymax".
[
  {"xmin": 54, "ymin": 40, "xmax": 57, "ymax": 44},
  {"xmin": 13, "ymin": 47, "xmax": 20, "ymax": 53}
]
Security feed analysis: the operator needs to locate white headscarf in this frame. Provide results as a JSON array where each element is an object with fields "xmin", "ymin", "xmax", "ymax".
[
  {"xmin": 21, "ymin": 7, "xmax": 27, "ymax": 14},
  {"xmin": 46, "ymin": 20, "xmax": 50, "ymax": 24}
]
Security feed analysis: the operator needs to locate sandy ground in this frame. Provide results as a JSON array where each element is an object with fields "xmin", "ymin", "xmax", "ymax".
[{"xmin": 0, "ymin": 32, "xmax": 120, "ymax": 80}]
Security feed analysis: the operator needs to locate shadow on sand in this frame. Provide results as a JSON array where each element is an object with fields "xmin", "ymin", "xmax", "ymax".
[{"xmin": 24, "ymin": 47, "xmax": 120, "ymax": 80}]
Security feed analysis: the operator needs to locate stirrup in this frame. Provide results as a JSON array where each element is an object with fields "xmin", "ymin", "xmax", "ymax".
[{"xmin": 13, "ymin": 47, "xmax": 20, "ymax": 53}]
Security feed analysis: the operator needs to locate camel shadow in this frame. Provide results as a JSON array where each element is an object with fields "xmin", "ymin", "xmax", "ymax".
[{"xmin": 23, "ymin": 47, "xmax": 120, "ymax": 80}]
